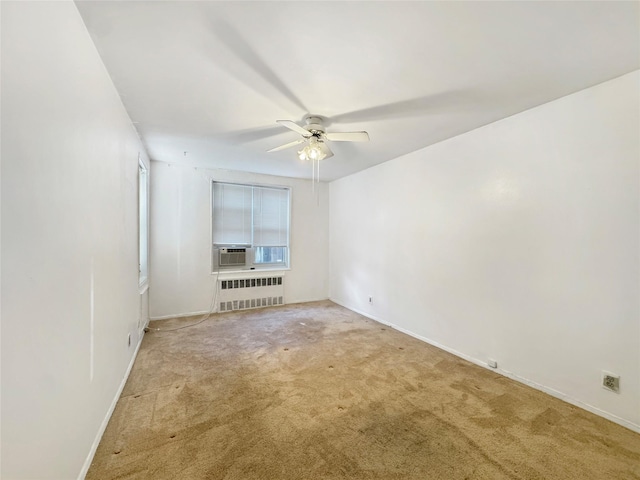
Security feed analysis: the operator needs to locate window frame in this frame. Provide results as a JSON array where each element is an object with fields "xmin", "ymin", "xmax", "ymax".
[
  {"xmin": 211, "ymin": 180, "xmax": 291, "ymax": 272},
  {"xmin": 138, "ymin": 157, "xmax": 149, "ymax": 291}
]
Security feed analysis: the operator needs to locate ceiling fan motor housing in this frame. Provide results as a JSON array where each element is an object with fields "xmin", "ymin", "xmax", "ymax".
[{"xmin": 305, "ymin": 116, "xmax": 326, "ymax": 137}]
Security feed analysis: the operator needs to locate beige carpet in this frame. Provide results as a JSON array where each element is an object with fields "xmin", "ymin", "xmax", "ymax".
[{"xmin": 87, "ymin": 301, "xmax": 640, "ymax": 479}]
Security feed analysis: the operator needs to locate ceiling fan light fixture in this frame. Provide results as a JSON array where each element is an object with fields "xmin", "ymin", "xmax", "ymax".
[{"xmin": 297, "ymin": 136, "xmax": 326, "ymax": 162}]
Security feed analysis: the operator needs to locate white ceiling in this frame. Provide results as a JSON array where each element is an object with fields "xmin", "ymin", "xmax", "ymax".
[{"xmin": 75, "ymin": 1, "xmax": 639, "ymax": 181}]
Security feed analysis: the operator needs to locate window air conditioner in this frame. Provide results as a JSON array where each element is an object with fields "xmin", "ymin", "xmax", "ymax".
[{"xmin": 218, "ymin": 247, "xmax": 247, "ymax": 267}]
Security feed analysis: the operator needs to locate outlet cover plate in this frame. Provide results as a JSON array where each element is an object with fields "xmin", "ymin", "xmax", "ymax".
[{"xmin": 602, "ymin": 371, "xmax": 620, "ymax": 393}]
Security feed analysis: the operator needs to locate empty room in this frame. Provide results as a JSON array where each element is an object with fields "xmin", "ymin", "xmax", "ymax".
[{"xmin": 2, "ymin": 1, "xmax": 639, "ymax": 479}]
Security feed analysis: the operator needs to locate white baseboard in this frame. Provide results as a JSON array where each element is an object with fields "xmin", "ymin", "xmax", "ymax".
[
  {"xmin": 285, "ymin": 297, "xmax": 330, "ymax": 305},
  {"xmin": 331, "ymin": 299, "xmax": 640, "ymax": 434},
  {"xmin": 77, "ymin": 333, "xmax": 145, "ymax": 479},
  {"xmin": 149, "ymin": 310, "xmax": 210, "ymax": 321}
]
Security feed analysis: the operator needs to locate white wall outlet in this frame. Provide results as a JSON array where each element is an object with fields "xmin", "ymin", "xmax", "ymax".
[
  {"xmin": 127, "ymin": 333, "xmax": 131, "ymax": 347},
  {"xmin": 368, "ymin": 296, "xmax": 373, "ymax": 304},
  {"xmin": 602, "ymin": 371, "xmax": 620, "ymax": 393},
  {"xmin": 488, "ymin": 359, "xmax": 498, "ymax": 368}
]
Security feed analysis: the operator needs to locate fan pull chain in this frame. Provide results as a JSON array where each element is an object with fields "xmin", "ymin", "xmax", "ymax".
[
  {"xmin": 310, "ymin": 158, "xmax": 321, "ymax": 206},
  {"xmin": 316, "ymin": 158, "xmax": 321, "ymax": 206}
]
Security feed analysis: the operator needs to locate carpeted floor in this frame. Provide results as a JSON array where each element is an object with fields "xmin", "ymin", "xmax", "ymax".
[{"xmin": 87, "ymin": 301, "xmax": 640, "ymax": 479}]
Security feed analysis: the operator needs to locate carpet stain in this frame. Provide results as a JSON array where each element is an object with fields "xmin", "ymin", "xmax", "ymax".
[{"xmin": 87, "ymin": 301, "xmax": 640, "ymax": 480}]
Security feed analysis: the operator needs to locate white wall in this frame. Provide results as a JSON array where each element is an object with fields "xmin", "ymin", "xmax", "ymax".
[
  {"xmin": 149, "ymin": 162, "xmax": 329, "ymax": 319},
  {"xmin": 330, "ymin": 71, "xmax": 640, "ymax": 431},
  {"xmin": 1, "ymin": 2, "xmax": 150, "ymax": 478}
]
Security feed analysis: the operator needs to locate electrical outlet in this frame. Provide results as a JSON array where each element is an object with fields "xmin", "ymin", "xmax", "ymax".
[
  {"xmin": 127, "ymin": 333, "xmax": 131, "ymax": 348},
  {"xmin": 602, "ymin": 371, "xmax": 620, "ymax": 393},
  {"xmin": 488, "ymin": 359, "xmax": 498, "ymax": 369},
  {"xmin": 368, "ymin": 296, "xmax": 373, "ymax": 304}
]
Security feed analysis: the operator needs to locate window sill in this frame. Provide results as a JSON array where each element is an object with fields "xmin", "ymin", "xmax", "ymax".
[
  {"xmin": 213, "ymin": 268, "xmax": 289, "ymax": 280},
  {"xmin": 139, "ymin": 278, "xmax": 149, "ymax": 294}
]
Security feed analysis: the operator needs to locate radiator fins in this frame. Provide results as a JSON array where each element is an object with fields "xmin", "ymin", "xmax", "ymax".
[
  {"xmin": 219, "ymin": 296, "xmax": 284, "ymax": 312},
  {"xmin": 220, "ymin": 277, "xmax": 283, "ymax": 289},
  {"xmin": 218, "ymin": 276, "xmax": 284, "ymax": 312}
]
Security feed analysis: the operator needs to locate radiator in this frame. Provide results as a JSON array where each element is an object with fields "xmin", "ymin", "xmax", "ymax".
[{"xmin": 218, "ymin": 274, "xmax": 284, "ymax": 312}]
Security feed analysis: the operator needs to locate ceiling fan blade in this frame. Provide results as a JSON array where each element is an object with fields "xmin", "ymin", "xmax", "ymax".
[
  {"xmin": 211, "ymin": 20, "xmax": 308, "ymax": 112},
  {"xmin": 220, "ymin": 125, "xmax": 284, "ymax": 143},
  {"xmin": 325, "ymin": 131, "xmax": 370, "ymax": 142},
  {"xmin": 267, "ymin": 138, "xmax": 306, "ymax": 152},
  {"xmin": 277, "ymin": 120, "xmax": 311, "ymax": 137},
  {"xmin": 330, "ymin": 90, "xmax": 471, "ymax": 124}
]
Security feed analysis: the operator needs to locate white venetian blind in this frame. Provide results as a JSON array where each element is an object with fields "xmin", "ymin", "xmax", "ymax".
[
  {"xmin": 252, "ymin": 186, "xmax": 289, "ymax": 247},
  {"xmin": 212, "ymin": 182, "xmax": 253, "ymax": 245}
]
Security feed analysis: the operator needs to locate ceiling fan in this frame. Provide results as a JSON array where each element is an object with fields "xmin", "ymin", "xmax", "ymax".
[{"xmin": 267, "ymin": 115, "xmax": 369, "ymax": 162}]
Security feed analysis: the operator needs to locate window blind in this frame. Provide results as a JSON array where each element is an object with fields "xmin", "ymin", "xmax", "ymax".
[
  {"xmin": 252, "ymin": 186, "xmax": 289, "ymax": 247},
  {"xmin": 212, "ymin": 182, "xmax": 289, "ymax": 247},
  {"xmin": 212, "ymin": 183, "xmax": 253, "ymax": 245}
]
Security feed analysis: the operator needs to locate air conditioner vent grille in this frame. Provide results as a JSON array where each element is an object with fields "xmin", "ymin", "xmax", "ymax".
[{"xmin": 219, "ymin": 248, "xmax": 246, "ymax": 267}]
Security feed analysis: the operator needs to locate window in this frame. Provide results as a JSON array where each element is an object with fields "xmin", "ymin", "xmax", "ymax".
[
  {"xmin": 138, "ymin": 158, "xmax": 149, "ymax": 289},
  {"xmin": 212, "ymin": 181, "xmax": 290, "ymax": 269}
]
